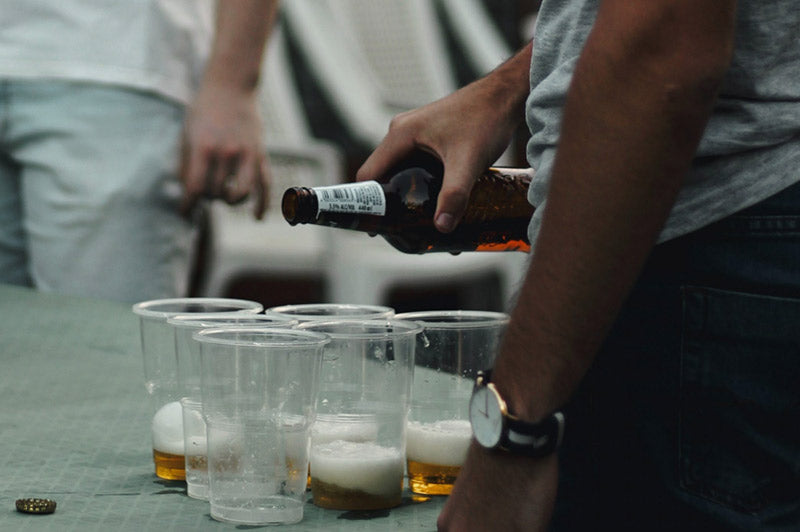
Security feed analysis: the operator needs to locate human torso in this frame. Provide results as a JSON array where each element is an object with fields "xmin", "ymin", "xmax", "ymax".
[{"xmin": 525, "ymin": 0, "xmax": 800, "ymax": 244}]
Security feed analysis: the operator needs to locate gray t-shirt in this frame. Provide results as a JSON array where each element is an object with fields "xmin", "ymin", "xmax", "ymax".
[{"xmin": 525, "ymin": 0, "xmax": 800, "ymax": 245}]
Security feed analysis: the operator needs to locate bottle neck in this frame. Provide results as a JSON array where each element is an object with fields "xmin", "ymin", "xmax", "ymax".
[{"xmin": 282, "ymin": 187, "xmax": 318, "ymax": 225}]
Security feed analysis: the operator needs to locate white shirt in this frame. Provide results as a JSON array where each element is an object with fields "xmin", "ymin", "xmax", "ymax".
[{"xmin": 0, "ymin": 0, "xmax": 215, "ymax": 105}]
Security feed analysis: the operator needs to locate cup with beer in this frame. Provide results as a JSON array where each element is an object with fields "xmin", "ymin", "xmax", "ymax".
[
  {"xmin": 194, "ymin": 327, "xmax": 329, "ymax": 525},
  {"xmin": 167, "ymin": 313, "xmax": 297, "ymax": 499},
  {"xmin": 297, "ymin": 319, "xmax": 422, "ymax": 511},
  {"xmin": 395, "ymin": 310, "xmax": 510, "ymax": 495},
  {"xmin": 131, "ymin": 298, "xmax": 263, "ymax": 480}
]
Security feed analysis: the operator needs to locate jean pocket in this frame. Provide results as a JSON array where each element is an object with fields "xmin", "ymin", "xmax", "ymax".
[{"xmin": 679, "ymin": 286, "xmax": 800, "ymax": 514}]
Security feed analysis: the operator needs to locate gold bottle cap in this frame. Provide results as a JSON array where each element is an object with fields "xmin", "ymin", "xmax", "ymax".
[{"xmin": 15, "ymin": 498, "xmax": 57, "ymax": 514}]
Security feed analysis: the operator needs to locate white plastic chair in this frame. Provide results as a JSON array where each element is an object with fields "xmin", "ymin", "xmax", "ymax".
[
  {"xmin": 258, "ymin": 26, "xmax": 313, "ymax": 143},
  {"xmin": 327, "ymin": 231, "xmax": 529, "ymax": 312},
  {"xmin": 282, "ymin": 0, "xmax": 459, "ymax": 148},
  {"xmin": 324, "ymin": 0, "xmax": 457, "ymax": 111},
  {"xmin": 436, "ymin": 0, "xmax": 515, "ymax": 77}
]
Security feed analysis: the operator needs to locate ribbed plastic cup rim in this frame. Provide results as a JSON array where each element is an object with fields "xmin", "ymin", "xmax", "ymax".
[
  {"xmin": 265, "ymin": 303, "xmax": 394, "ymax": 321},
  {"xmin": 132, "ymin": 297, "xmax": 263, "ymax": 319},
  {"xmin": 167, "ymin": 313, "xmax": 297, "ymax": 329},
  {"xmin": 297, "ymin": 318, "xmax": 423, "ymax": 339},
  {"xmin": 192, "ymin": 327, "xmax": 330, "ymax": 348},
  {"xmin": 394, "ymin": 310, "xmax": 510, "ymax": 329}
]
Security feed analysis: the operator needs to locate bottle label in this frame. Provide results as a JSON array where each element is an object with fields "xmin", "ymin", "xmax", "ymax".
[{"xmin": 315, "ymin": 181, "xmax": 386, "ymax": 216}]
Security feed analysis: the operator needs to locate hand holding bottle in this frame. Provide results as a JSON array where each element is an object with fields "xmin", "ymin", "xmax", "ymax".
[
  {"xmin": 356, "ymin": 42, "xmax": 533, "ymax": 234},
  {"xmin": 282, "ymin": 155, "xmax": 533, "ymax": 254}
]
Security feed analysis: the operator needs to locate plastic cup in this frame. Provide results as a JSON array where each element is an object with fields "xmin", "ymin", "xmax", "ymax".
[
  {"xmin": 395, "ymin": 310, "xmax": 509, "ymax": 495},
  {"xmin": 169, "ymin": 313, "xmax": 298, "ymax": 402},
  {"xmin": 180, "ymin": 397, "xmax": 207, "ymax": 499},
  {"xmin": 297, "ymin": 319, "xmax": 422, "ymax": 510},
  {"xmin": 195, "ymin": 327, "xmax": 329, "ymax": 525},
  {"xmin": 131, "ymin": 298, "xmax": 263, "ymax": 480},
  {"xmin": 265, "ymin": 303, "xmax": 394, "ymax": 323},
  {"xmin": 167, "ymin": 313, "xmax": 297, "ymax": 499}
]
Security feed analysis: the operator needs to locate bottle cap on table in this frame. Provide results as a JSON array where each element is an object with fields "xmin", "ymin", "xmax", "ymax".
[{"xmin": 15, "ymin": 498, "xmax": 57, "ymax": 514}]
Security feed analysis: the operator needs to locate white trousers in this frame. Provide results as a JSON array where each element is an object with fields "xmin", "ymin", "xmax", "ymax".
[{"xmin": 0, "ymin": 80, "xmax": 197, "ymax": 302}]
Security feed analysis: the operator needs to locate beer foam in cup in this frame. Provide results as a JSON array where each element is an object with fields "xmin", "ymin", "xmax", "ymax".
[
  {"xmin": 152, "ymin": 401, "xmax": 185, "ymax": 455},
  {"xmin": 311, "ymin": 441, "xmax": 403, "ymax": 496},
  {"xmin": 406, "ymin": 420, "xmax": 471, "ymax": 467},
  {"xmin": 312, "ymin": 417, "xmax": 379, "ymax": 445}
]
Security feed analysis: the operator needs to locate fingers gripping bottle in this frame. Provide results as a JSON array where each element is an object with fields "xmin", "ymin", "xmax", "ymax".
[{"xmin": 282, "ymin": 151, "xmax": 534, "ymax": 254}]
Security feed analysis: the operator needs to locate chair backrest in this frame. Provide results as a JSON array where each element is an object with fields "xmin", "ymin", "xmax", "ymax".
[
  {"xmin": 259, "ymin": 25, "xmax": 313, "ymax": 144},
  {"xmin": 281, "ymin": 0, "xmax": 460, "ymax": 147},
  {"xmin": 325, "ymin": 0, "xmax": 457, "ymax": 111},
  {"xmin": 436, "ymin": 0, "xmax": 514, "ymax": 77}
]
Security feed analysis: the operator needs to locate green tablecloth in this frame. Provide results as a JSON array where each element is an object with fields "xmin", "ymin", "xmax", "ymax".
[{"xmin": 0, "ymin": 284, "xmax": 443, "ymax": 531}]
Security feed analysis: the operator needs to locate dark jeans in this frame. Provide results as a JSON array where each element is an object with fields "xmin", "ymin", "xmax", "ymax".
[{"xmin": 552, "ymin": 182, "xmax": 800, "ymax": 531}]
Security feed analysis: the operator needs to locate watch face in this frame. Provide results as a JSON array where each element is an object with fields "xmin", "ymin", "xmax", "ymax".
[{"xmin": 469, "ymin": 384, "xmax": 503, "ymax": 448}]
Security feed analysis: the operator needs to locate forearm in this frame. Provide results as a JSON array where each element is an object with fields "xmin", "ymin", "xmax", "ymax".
[
  {"xmin": 474, "ymin": 41, "xmax": 532, "ymax": 136},
  {"xmin": 202, "ymin": 0, "xmax": 279, "ymax": 92},
  {"xmin": 493, "ymin": 0, "xmax": 736, "ymax": 420}
]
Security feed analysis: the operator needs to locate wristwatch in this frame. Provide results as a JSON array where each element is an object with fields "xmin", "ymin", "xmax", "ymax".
[{"xmin": 468, "ymin": 369, "xmax": 565, "ymax": 457}]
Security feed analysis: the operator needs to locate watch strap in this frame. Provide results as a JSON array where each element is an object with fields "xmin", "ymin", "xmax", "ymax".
[
  {"xmin": 477, "ymin": 369, "xmax": 565, "ymax": 457},
  {"xmin": 502, "ymin": 411, "xmax": 565, "ymax": 457}
]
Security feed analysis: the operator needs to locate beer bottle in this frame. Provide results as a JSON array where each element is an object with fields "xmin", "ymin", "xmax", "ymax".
[{"xmin": 281, "ymin": 151, "xmax": 534, "ymax": 254}]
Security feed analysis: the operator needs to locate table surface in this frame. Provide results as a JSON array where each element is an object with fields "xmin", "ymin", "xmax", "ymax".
[{"xmin": 0, "ymin": 284, "xmax": 445, "ymax": 531}]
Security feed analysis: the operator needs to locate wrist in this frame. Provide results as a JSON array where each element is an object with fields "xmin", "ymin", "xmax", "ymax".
[
  {"xmin": 469, "ymin": 370, "xmax": 565, "ymax": 458},
  {"xmin": 479, "ymin": 42, "xmax": 532, "ymax": 124},
  {"xmin": 491, "ymin": 359, "xmax": 565, "ymax": 424},
  {"xmin": 201, "ymin": 62, "xmax": 261, "ymax": 94}
]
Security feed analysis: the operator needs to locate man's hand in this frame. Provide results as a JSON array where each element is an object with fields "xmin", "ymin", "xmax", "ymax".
[
  {"xmin": 178, "ymin": 0, "xmax": 278, "ymax": 220},
  {"xmin": 356, "ymin": 43, "xmax": 531, "ymax": 233},
  {"xmin": 179, "ymin": 84, "xmax": 270, "ymax": 219},
  {"xmin": 438, "ymin": 443, "xmax": 558, "ymax": 532}
]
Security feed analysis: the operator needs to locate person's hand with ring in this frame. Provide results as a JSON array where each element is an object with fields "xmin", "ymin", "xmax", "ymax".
[
  {"xmin": 178, "ymin": 3, "xmax": 276, "ymax": 221},
  {"xmin": 179, "ymin": 81, "xmax": 270, "ymax": 220}
]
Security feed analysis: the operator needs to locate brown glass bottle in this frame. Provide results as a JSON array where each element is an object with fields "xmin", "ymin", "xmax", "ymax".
[{"xmin": 281, "ymin": 152, "xmax": 534, "ymax": 254}]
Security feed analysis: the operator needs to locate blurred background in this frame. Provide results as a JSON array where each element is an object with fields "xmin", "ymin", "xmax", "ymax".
[{"xmin": 192, "ymin": 0, "xmax": 541, "ymax": 313}]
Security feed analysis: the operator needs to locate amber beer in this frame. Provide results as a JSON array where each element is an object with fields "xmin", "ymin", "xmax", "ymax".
[
  {"xmin": 405, "ymin": 420, "xmax": 472, "ymax": 495},
  {"xmin": 310, "ymin": 478, "xmax": 403, "ymax": 511},
  {"xmin": 151, "ymin": 400, "xmax": 186, "ymax": 480},
  {"xmin": 407, "ymin": 460, "xmax": 462, "ymax": 496},
  {"xmin": 282, "ymin": 151, "xmax": 534, "ymax": 254},
  {"xmin": 153, "ymin": 449, "xmax": 186, "ymax": 481},
  {"xmin": 309, "ymin": 441, "xmax": 405, "ymax": 510}
]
